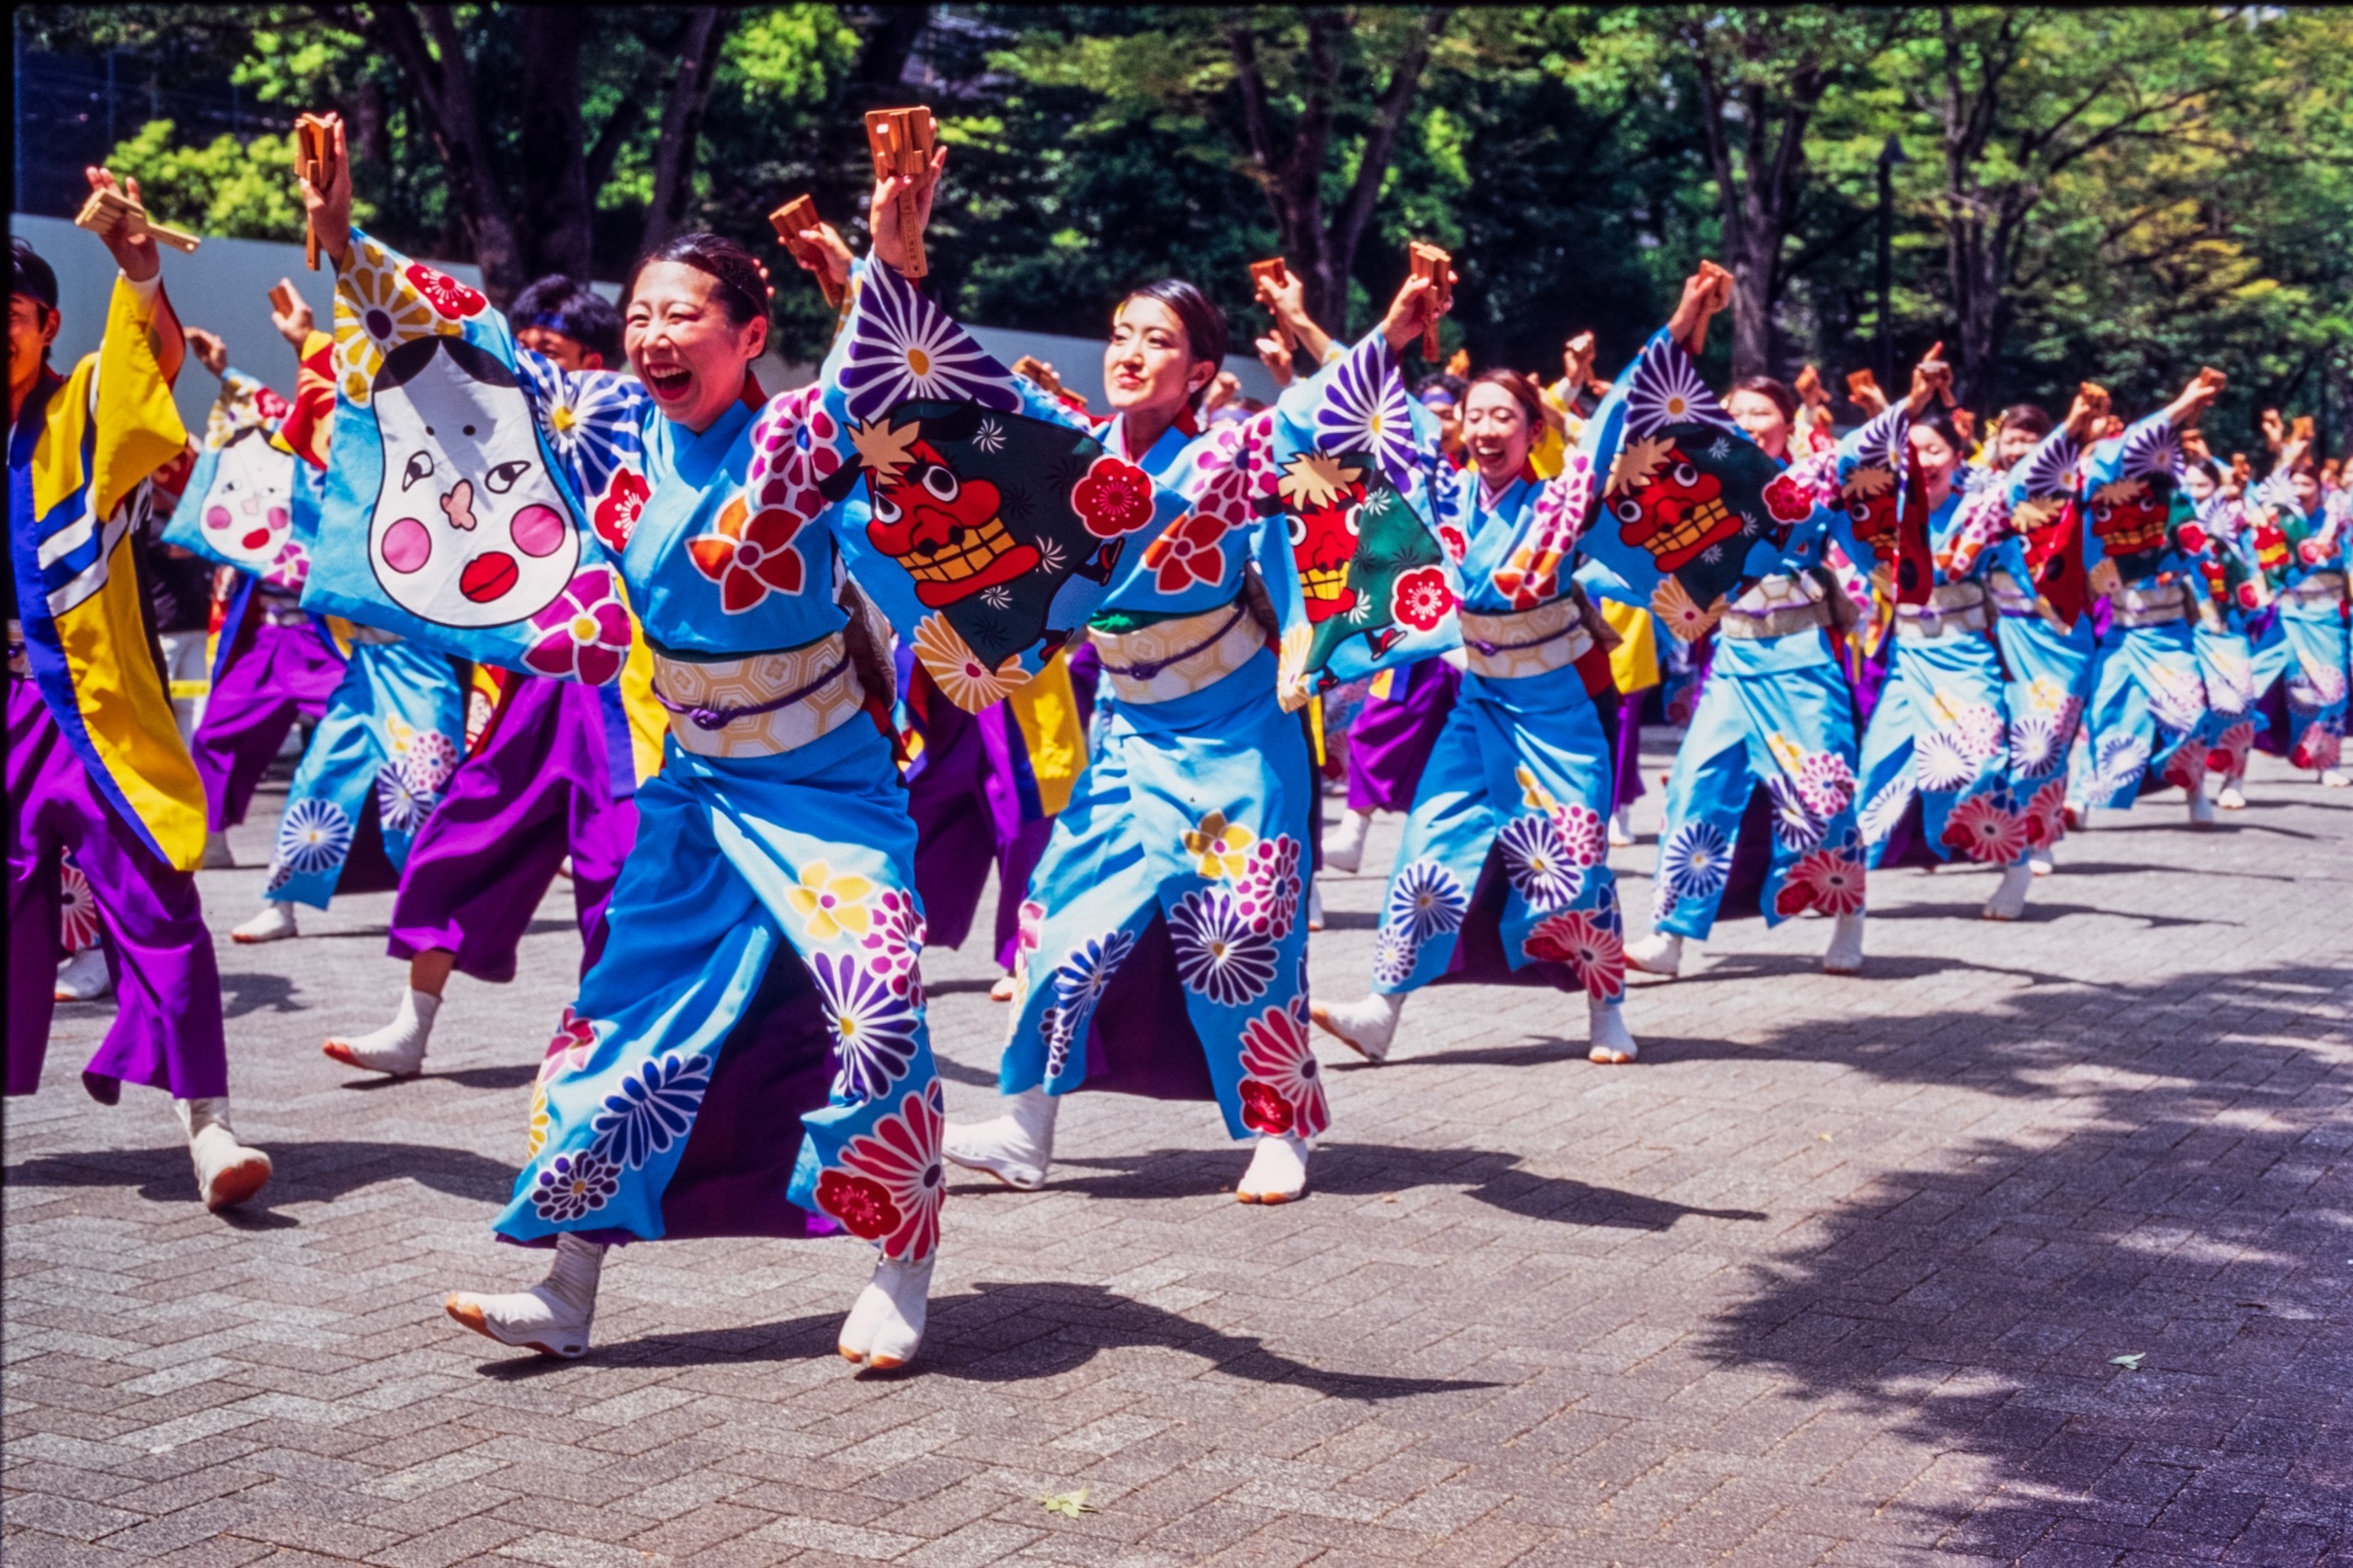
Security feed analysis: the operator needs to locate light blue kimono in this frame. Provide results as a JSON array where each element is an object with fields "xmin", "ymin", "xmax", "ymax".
[
  {"xmin": 312, "ymin": 232, "xmax": 957, "ymax": 1260},
  {"xmin": 1367, "ymin": 470, "xmax": 1627, "ymax": 1001},
  {"xmin": 1857, "ymin": 484, "xmax": 2020, "ymax": 868},
  {"xmin": 2074, "ymin": 413, "xmax": 2218, "ymax": 808},
  {"xmin": 2245, "ymin": 476, "xmax": 2347, "ymax": 773},
  {"xmin": 1574, "ymin": 331, "xmax": 1906, "ymax": 938},
  {"xmin": 1000, "ymin": 333, "xmax": 1438, "ymax": 1143},
  {"xmin": 1979, "ymin": 427, "xmax": 2097, "ymax": 842}
]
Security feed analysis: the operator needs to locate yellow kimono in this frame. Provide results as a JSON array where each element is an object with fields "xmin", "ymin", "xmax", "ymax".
[{"xmin": 11, "ymin": 276, "xmax": 206, "ymax": 869}]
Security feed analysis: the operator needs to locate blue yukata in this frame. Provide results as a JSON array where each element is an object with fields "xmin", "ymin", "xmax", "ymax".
[
  {"xmin": 2182, "ymin": 489, "xmax": 2275, "ymax": 782},
  {"xmin": 1573, "ymin": 331, "xmax": 1909, "ymax": 938},
  {"xmin": 312, "ymin": 232, "xmax": 948, "ymax": 1261},
  {"xmin": 1857, "ymin": 476, "xmax": 2024, "ymax": 869},
  {"xmin": 1980, "ymin": 426, "xmax": 2097, "ymax": 846},
  {"xmin": 261, "ymin": 630, "xmax": 468, "ymax": 908},
  {"xmin": 2241, "ymin": 476, "xmax": 2347, "ymax": 774},
  {"xmin": 995, "ymin": 331, "xmax": 1445, "ymax": 1144},
  {"xmin": 2073, "ymin": 412, "xmax": 2219, "ymax": 808},
  {"xmin": 1366, "ymin": 467, "xmax": 1629, "ymax": 1003}
]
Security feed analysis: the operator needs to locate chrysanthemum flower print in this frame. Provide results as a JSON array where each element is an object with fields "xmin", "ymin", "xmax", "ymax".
[
  {"xmin": 1939, "ymin": 794, "xmax": 2028, "ymax": 866},
  {"xmin": 818, "ymin": 1087, "xmax": 945, "ymax": 1261},
  {"xmin": 1523, "ymin": 910, "xmax": 1626, "ymax": 1001},
  {"xmin": 813, "ymin": 950, "xmax": 921, "ymax": 1103},
  {"xmin": 912, "ymin": 614, "xmax": 1029, "ymax": 710},
  {"xmin": 334, "ymin": 237, "xmax": 462, "ymax": 403},
  {"xmin": 588, "ymin": 1051, "xmax": 712, "ymax": 1171},
  {"xmin": 1384, "ymin": 859, "xmax": 1468, "ymax": 943},
  {"xmin": 1169, "ymin": 891, "xmax": 1277, "ymax": 1007},
  {"xmin": 1774, "ymin": 839, "xmax": 1866, "ymax": 917},
  {"xmin": 1236, "ymin": 1004, "xmax": 1329, "ymax": 1139}
]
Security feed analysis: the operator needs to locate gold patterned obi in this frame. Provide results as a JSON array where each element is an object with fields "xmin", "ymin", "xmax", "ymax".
[
  {"xmin": 1894, "ymin": 580, "xmax": 1991, "ymax": 642},
  {"xmin": 652, "ymin": 632, "xmax": 867, "ymax": 757},
  {"xmin": 2280, "ymin": 571, "xmax": 2347, "ymax": 610},
  {"xmin": 1719, "ymin": 573, "xmax": 1834, "ymax": 641},
  {"xmin": 2109, "ymin": 581, "xmax": 2188, "ymax": 630},
  {"xmin": 1091, "ymin": 599, "xmax": 1268, "ymax": 704},
  {"xmin": 1459, "ymin": 596, "xmax": 1594, "ymax": 681}
]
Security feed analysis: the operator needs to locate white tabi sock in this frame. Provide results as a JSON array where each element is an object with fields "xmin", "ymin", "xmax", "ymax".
[
  {"xmin": 202, "ymin": 830, "xmax": 236, "ymax": 869},
  {"xmin": 1237, "ymin": 1132, "xmax": 1310, "ymax": 1203},
  {"xmin": 838, "ymin": 1254, "xmax": 933, "ymax": 1369},
  {"xmin": 174, "ymin": 1097, "xmax": 272, "ymax": 1210},
  {"xmin": 942, "ymin": 1086, "xmax": 1057, "ymax": 1190},
  {"xmin": 1588, "ymin": 995, "xmax": 1637, "ymax": 1063},
  {"xmin": 1983, "ymin": 860, "xmax": 2034, "ymax": 922},
  {"xmin": 444, "ymin": 1233, "xmax": 603, "ymax": 1358},
  {"xmin": 2322, "ymin": 768, "xmax": 2349, "ymax": 789},
  {"xmin": 323, "ymin": 989, "xmax": 439, "ymax": 1077},
  {"xmin": 2217, "ymin": 771, "xmax": 2247, "ymax": 811},
  {"xmin": 1310, "ymin": 993, "xmax": 1402, "ymax": 1063},
  {"xmin": 54, "ymin": 947, "xmax": 112, "ymax": 1002},
  {"xmin": 2029, "ymin": 845, "xmax": 2057, "ymax": 877},
  {"xmin": 1624, "ymin": 931, "xmax": 1685, "ymax": 978},
  {"xmin": 232, "ymin": 901, "xmax": 299, "ymax": 944},
  {"xmin": 1823, "ymin": 911, "xmax": 1866, "ymax": 975},
  {"xmin": 2187, "ymin": 788, "xmax": 2216, "ymax": 828},
  {"xmin": 1608, "ymin": 806, "xmax": 1635, "ymax": 846},
  {"xmin": 1323, "ymin": 808, "xmax": 1373, "ymax": 873}
]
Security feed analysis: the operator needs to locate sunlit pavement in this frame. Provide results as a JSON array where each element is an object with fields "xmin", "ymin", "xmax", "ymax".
[{"xmin": 6, "ymin": 735, "xmax": 2347, "ymax": 1566}]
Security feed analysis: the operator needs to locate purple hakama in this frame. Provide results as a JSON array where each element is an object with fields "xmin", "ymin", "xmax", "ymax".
[
  {"xmin": 1345, "ymin": 656, "xmax": 1461, "ymax": 813},
  {"xmin": 190, "ymin": 595, "xmax": 346, "ymax": 831},
  {"xmin": 387, "ymin": 674, "xmax": 639, "ymax": 983},
  {"xmin": 8, "ymin": 680, "xmax": 227, "ymax": 1103}
]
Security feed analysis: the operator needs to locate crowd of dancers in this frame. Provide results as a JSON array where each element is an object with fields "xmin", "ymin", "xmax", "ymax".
[{"xmin": 11, "ymin": 117, "xmax": 2347, "ymax": 1372}]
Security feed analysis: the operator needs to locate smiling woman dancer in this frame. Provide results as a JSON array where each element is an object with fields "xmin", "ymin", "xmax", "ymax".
[
  {"xmin": 1313, "ymin": 366, "xmax": 1642, "ymax": 1065},
  {"xmin": 943, "ymin": 264, "xmax": 1451, "ymax": 1206},
  {"xmin": 299, "ymin": 117, "xmax": 946, "ymax": 1368}
]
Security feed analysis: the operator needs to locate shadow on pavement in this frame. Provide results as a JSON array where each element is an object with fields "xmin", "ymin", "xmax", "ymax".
[
  {"xmin": 6, "ymin": 1137, "xmax": 520, "ymax": 1219},
  {"xmin": 1696, "ymin": 960, "xmax": 2350, "ymax": 1559},
  {"xmin": 1018, "ymin": 1142, "xmax": 1767, "ymax": 1228},
  {"xmin": 533, "ymin": 1279, "xmax": 1503, "ymax": 1400}
]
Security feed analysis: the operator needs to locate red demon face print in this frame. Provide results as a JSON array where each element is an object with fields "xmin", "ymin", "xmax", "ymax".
[
  {"xmin": 866, "ymin": 437, "xmax": 1039, "ymax": 608},
  {"xmin": 1842, "ymin": 466, "xmax": 1900, "ymax": 559},
  {"xmin": 2088, "ymin": 479, "xmax": 2167, "ymax": 559},
  {"xmin": 1277, "ymin": 452, "xmax": 1370, "ymax": 624},
  {"xmin": 1612, "ymin": 446, "xmax": 1740, "ymax": 571}
]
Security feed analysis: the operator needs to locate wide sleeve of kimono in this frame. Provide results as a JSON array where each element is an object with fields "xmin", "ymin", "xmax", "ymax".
[
  {"xmin": 809, "ymin": 260, "xmax": 1194, "ymax": 711},
  {"xmin": 11, "ymin": 273, "xmax": 207, "ymax": 870},
  {"xmin": 163, "ymin": 367, "xmax": 306, "ymax": 590},
  {"xmin": 1572, "ymin": 327, "xmax": 1793, "ymax": 640},
  {"xmin": 2079, "ymin": 412, "xmax": 2184, "ymax": 585},
  {"xmin": 1809, "ymin": 403, "xmax": 1912, "ymax": 581},
  {"xmin": 307, "ymin": 227, "xmax": 629, "ymax": 676},
  {"xmin": 1264, "ymin": 329, "xmax": 1456, "ymax": 706}
]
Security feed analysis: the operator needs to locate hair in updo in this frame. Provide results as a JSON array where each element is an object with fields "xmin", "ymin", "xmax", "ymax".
[
  {"xmin": 1120, "ymin": 278, "xmax": 1229, "ymax": 382},
  {"xmin": 1467, "ymin": 368, "xmax": 1545, "ymax": 427},
  {"xmin": 1915, "ymin": 409, "xmax": 1968, "ymax": 457},
  {"xmin": 628, "ymin": 233, "xmax": 769, "ymax": 329},
  {"xmin": 1728, "ymin": 375, "xmax": 1799, "ymax": 423},
  {"xmin": 1999, "ymin": 403, "xmax": 2053, "ymax": 439}
]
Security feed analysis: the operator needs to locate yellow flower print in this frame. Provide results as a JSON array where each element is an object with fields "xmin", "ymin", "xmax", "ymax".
[
  {"xmin": 2025, "ymin": 676, "xmax": 2067, "ymax": 716},
  {"xmin": 1515, "ymin": 764, "xmax": 1560, "ymax": 814},
  {"xmin": 1183, "ymin": 811, "xmax": 1256, "ymax": 881},
  {"xmin": 526, "ymin": 1081, "xmax": 551, "ymax": 1161},
  {"xmin": 786, "ymin": 861, "xmax": 876, "ymax": 940},
  {"xmin": 913, "ymin": 613, "xmax": 1029, "ymax": 711},
  {"xmin": 334, "ymin": 237, "xmax": 460, "ymax": 403},
  {"xmin": 1766, "ymin": 731, "xmax": 1806, "ymax": 776}
]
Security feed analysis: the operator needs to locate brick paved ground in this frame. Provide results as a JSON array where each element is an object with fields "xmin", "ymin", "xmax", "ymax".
[{"xmin": 6, "ymin": 733, "xmax": 2349, "ymax": 1567}]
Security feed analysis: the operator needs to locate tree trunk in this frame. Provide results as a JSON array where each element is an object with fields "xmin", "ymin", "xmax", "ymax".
[
  {"xmin": 367, "ymin": 3, "xmax": 527, "ymax": 301},
  {"xmin": 514, "ymin": 10, "xmax": 590, "ymax": 284},
  {"xmin": 642, "ymin": 8, "xmax": 731, "ymax": 252}
]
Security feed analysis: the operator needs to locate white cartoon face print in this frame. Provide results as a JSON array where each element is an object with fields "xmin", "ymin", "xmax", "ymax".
[
  {"xmin": 368, "ymin": 335, "xmax": 578, "ymax": 628},
  {"xmin": 199, "ymin": 428, "xmax": 296, "ymax": 571}
]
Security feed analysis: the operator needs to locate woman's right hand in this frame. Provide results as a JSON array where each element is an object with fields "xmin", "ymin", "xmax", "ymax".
[
  {"xmin": 789, "ymin": 221, "xmax": 855, "ymax": 298},
  {"xmin": 185, "ymin": 326, "xmax": 230, "ymax": 377},
  {"xmin": 1256, "ymin": 334, "xmax": 1295, "ymax": 388},
  {"xmin": 299, "ymin": 113, "xmax": 354, "ymax": 267},
  {"xmin": 1665, "ymin": 262, "xmax": 1732, "ymax": 355},
  {"xmin": 869, "ymin": 144, "xmax": 948, "ymax": 278},
  {"xmin": 2063, "ymin": 381, "xmax": 2111, "ymax": 441}
]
